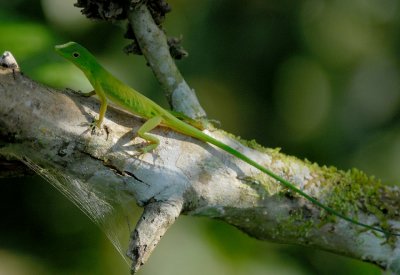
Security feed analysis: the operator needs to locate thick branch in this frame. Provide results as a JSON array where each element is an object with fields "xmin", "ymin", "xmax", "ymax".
[
  {"xmin": 1, "ymin": 68, "xmax": 400, "ymax": 273},
  {"xmin": 128, "ymin": 4, "xmax": 206, "ymax": 118}
]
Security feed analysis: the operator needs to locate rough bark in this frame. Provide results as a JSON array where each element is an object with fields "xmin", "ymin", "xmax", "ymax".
[{"xmin": 1, "ymin": 68, "xmax": 400, "ymax": 274}]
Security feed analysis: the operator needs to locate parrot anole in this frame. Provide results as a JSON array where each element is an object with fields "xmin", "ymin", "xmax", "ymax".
[{"xmin": 55, "ymin": 41, "xmax": 399, "ymax": 237}]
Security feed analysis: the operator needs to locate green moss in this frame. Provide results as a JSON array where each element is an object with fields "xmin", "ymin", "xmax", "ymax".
[
  {"xmin": 315, "ymin": 167, "xmax": 399, "ymax": 234},
  {"xmin": 239, "ymin": 175, "xmax": 276, "ymax": 199},
  {"xmin": 219, "ymin": 128, "xmax": 399, "ymax": 235},
  {"xmin": 275, "ymin": 208, "xmax": 315, "ymax": 238},
  {"xmin": 326, "ymin": 168, "xmax": 378, "ymax": 213}
]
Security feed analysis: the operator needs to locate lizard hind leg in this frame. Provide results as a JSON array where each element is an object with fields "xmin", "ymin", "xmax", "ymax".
[{"xmin": 136, "ymin": 116, "xmax": 163, "ymax": 154}]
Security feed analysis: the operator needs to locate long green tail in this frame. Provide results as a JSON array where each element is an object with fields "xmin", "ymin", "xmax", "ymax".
[{"xmin": 188, "ymin": 127, "xmax": 399, "ymax": 236}]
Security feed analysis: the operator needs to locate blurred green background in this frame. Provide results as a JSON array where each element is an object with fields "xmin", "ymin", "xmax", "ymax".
[{"xmin": 1, "ymin": 0, "xmax": 399, "ymax": 274}]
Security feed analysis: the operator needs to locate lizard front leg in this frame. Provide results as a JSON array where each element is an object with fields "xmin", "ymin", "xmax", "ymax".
[
  {"xmin": 136, "ymin": 116, "xmax": 162, "ymax": 154},
  {"xmin": 95, "ymin": 95, "xmax": 108, "ymax": 128}
]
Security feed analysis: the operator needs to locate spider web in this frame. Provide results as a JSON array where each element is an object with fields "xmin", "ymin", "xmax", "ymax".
[{"xmin": 20, "ymin": 156, "xmax": 139, "ymax": 265}]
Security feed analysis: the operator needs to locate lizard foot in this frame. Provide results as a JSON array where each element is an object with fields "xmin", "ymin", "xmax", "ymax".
[
  {"xmin": 80, "ymin": 118, "xmax": 104, "ymax": 136},
  {"xmin": 131, "ymin": 142, "xmax": 158, "ymax": 160}
]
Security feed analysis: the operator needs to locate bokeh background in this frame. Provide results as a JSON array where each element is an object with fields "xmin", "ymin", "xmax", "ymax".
[{"xmin": 1, "ymin": 0, "xmax": 399, "ymax": 274}]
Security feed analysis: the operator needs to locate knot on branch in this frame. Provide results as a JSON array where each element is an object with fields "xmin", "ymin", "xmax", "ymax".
[
  {"xmin": 74, "ymin": 0, "xmax": 130, "ymax": 20},
  {"xmin": 74, "ymin": 0, "xmax": 187, "ymax": 60},
  {"xmin": 74, "ymin": 0, "xmax": 171, "ymax": 22}
]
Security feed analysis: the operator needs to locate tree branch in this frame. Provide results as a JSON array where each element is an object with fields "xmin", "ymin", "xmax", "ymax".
[
  {"xmin": 127, "ymin": 3, "xmax": 206, "ymax": 119},
  {"xmin": 1, "ymin": 67, "xmax": 400, "ymax": 273}
]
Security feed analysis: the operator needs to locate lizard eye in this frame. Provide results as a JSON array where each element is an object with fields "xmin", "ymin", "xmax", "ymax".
[{"xmin": 72, "ymin": 52, "xmax": 80, "ymax": 58}]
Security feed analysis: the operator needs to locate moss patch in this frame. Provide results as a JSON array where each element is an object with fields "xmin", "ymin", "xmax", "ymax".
[
  {"xmin": 317, "ymin": 167, "xmax": 400, "ymax": 234},
  {"xmin": 274, "ymin": 207, "xmax": 315, "ymax": 239},
  {"xmin": 219, "ymin": 128, "xmax": 400, "ymax": 236}
]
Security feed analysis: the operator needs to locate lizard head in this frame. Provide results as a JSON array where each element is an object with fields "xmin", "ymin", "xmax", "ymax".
[{"xmin": 55, "ymin": 41, "xmax": 97, "ymax": 71}]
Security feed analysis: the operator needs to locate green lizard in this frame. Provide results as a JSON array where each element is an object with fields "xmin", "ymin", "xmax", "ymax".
[{"xmin": 55, "ymin": 41, "xmax": 398, "ymax": 236}]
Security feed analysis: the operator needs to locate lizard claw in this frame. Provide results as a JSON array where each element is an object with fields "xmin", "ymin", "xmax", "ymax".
[
  {"xmin": 80, "ymin": 118, "xmax": 104, "ymax": 136},
  {"xmin": 89, "ymin": 119, "xmax": 104, "ymax": 136}
]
